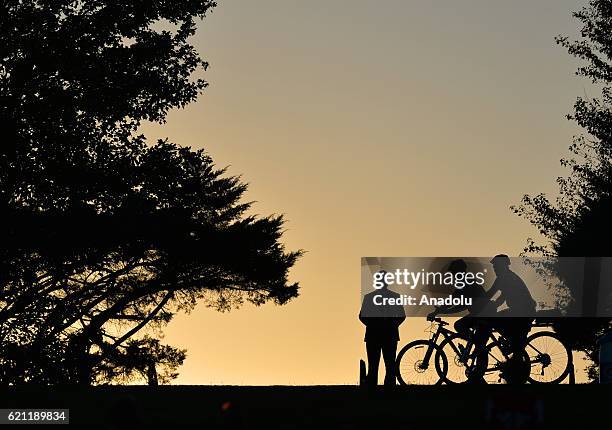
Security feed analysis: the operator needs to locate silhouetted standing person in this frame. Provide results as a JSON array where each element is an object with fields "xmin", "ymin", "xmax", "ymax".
[{"xmin": 359, "ymin": 271, "xmax": 406, "ymax": 387}]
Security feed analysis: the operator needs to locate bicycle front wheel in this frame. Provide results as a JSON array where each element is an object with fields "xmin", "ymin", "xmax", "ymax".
[
  {"xmin": 396, "ymin": 340, "xmax": 447, "ymax": 385},
  {"xmin": 525, "ymin": 331, "xmax": 572, "ymax": 384}
]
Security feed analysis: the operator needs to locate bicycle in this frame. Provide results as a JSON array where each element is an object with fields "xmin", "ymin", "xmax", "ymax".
[
  {"xmin": 396, "ymin": 317, "xmax": 573, "ymax": 385},
  {"xmin": 438, "ymin": 318, "xmax": 572, "ymax": 385}
]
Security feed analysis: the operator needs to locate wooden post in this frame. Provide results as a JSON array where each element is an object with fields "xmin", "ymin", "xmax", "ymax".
[
  {"xmin": 568, "ymin": 350, "xmax": 576, "ymax": 384},
  {"xmin": 359, "ymin": 359, "xmax": 366, "ymax": 386}
]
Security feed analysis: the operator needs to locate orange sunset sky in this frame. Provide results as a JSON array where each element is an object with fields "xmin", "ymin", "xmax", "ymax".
[{"xmin": 141, "ymin": 0, "xmax": 591, "ymax": 385}]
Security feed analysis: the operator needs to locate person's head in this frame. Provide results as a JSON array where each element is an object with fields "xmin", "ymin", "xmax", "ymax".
[
  {"xmin": 373, "ymin": 270, "xmax": 389, "ymax": 289},
  {"xmin": 490, "ymin": 254, "xmax": 511, "ymax": 275},
  {"xmin": 378, "ymin": 270, "xmax": 389, "ymax": 288},
  {"xmin": 447, "ymin": 259, "xmax": 467, "ymax": 275}
]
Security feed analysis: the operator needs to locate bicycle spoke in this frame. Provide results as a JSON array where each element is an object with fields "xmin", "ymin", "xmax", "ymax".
[
  {"xmin": 526, "ymin": 332, "xmax": 571, "ymax": 384},
  {"xmin": 396, "ymin": 341, "xmax": 442, "ymax": 385}
]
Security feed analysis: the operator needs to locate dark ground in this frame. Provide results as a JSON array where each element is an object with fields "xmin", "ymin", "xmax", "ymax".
[{"xmin": 0, "ymin": 384, "xmax": 608, "ymax": 429}]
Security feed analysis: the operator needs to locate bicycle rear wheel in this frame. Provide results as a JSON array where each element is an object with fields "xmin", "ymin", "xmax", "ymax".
[
  {"xmin": 525, "ymin": 331, "xmax": 571, "ymax": 384},
  {"xmin": 396, "ymin": 340, "xmax": 447, "ymax": 385}
]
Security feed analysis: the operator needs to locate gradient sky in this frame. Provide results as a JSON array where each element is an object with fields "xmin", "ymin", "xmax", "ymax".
[{"xmin": 142, "ymin": 0, "xmax": 591, "ymax": 385}]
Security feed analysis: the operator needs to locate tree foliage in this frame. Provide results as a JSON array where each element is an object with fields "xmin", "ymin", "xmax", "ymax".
[
  {"xmin": 513, "ymin": 0, "xmax": 612, "ymax": 380},
  {"xmin": 0, "ymin": 1, "xmax": 301, "ymax": 385}
]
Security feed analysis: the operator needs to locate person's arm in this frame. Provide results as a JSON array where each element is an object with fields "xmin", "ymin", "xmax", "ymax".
[
  {"xmin": 393, "ymin": 302, "xmax": 406, "ymax": 326},
  {"xmin": 486, "ymin": 279, "xmax": 505, "ymax": 308},
  {"xmin": 359, "ymin": 312, "xmax": 367, "ymax": 325},
  {"xmin": 434, "ymin": 288, "xmax": 469, "ymax": 315},
  {"xmin": 485, "ymin": 279, "xmax": 500, "ymax": 300},
  {"xmin": 359, "ymin": 296, "xmax": 372, "ymax": 326},
  {"xmin": 359, "ymin": 312, "xmax": 374, "ymax": 326},
  {"xmin": 492, "ymin": 293, "xmax": 504, "ymax": 308}
]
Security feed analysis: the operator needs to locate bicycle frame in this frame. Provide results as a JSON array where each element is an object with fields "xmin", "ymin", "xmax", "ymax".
[{"xmin": 419, "ymin": 320, "xmax": 456, "ymax": 368}]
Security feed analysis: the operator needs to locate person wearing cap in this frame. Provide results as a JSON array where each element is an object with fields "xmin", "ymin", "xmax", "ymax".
[
  {"xmin": 486, "ymin": 254, "xmax": 536, "ymax": 381},
  {"xmin": 485, "ymin": 254, "xmax": 536, "ymax": 316}
]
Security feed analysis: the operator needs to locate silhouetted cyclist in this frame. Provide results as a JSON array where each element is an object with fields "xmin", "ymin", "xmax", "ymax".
[
  {"xmin": 486, "ymin": 254, "xmax": 536, "ymax": 382},
  {"xmin": 427, "ymin": 259, "xmax": 489, "ymax": 350},
  {"xmin": 359, "ymin": 271, "xmax": 406, "ymax": 387}
]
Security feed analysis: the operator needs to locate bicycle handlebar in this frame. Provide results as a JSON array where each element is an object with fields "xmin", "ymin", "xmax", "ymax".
[{"xmin": 433, "ymin": 317, "xmax": 448, "ymax": 326}]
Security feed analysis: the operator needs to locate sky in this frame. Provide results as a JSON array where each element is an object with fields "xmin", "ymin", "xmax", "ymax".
[{"xmin": 142, "ymin": 0, "xmax": 591, "ymax": 385}]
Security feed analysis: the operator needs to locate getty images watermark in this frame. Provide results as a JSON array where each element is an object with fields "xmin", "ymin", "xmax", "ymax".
[
  {"xmin": 361, "ymin": 256, "xmax": 612, "ymax": 318},
  {"xmin": 371, "ymin": 268, "xmax": 487, "ymax": 307}
]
